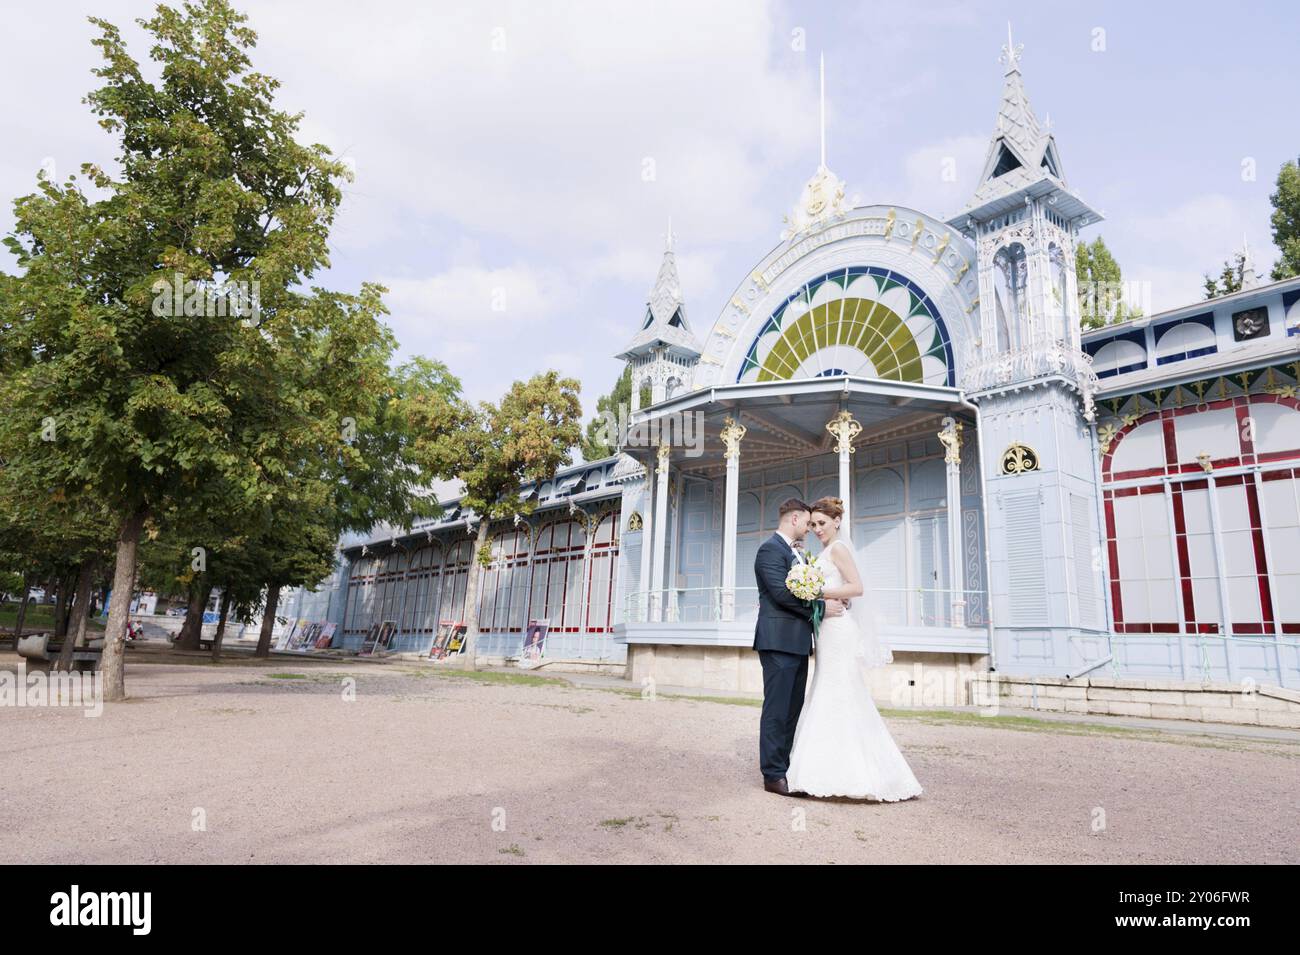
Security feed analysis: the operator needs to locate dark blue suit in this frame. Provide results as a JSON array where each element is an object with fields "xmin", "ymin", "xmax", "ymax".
[{"xmin": 753, "ymin": 532, "xmax": 823, "ymax": 781}]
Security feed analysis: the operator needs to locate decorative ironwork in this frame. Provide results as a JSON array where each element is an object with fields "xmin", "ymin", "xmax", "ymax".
[
  {"xmin": 1000, "ymin": 442, "xmax": 1040, "ymax": 475},
  {"xmin": 826, "ymin": 410, "xmax": 862, "ymax": 454},
  {"xmin": 719, "ymin": 416, "xmax": 747, "ymax": 460},
  {"xmin": 627, "ymin": 511, "xmax": 643, "ymax": 532},
  {"xmin": 938, "ymin": 419, "xmax": 964, "ymax": 465}
]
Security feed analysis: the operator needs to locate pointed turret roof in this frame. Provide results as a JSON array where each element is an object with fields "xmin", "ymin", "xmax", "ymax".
[
  {"xmin": 615, "ymin": 232, "xmax": 701, "ymax": 360},
  {"xmin": 948, "ymin": 25, "xmax": 1100, "ymax": 229},
  {"xmin": 1241, "ymin": 233, "xmax": 1261, "ymax": 290}
]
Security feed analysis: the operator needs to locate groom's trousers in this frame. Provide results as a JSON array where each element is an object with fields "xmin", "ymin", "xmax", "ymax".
[{"xmin": 757, "ymin": 649, "xmax": 810, "ymax": 780}]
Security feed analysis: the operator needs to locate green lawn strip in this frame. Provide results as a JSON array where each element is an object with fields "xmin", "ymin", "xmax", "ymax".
[
  {"xmin": 396, "ymin": 666, "xmax": 568, "ymax": 688},
  {"xmin": 0, "ymin": 603, "xmax": 106, "ymax": 632}
]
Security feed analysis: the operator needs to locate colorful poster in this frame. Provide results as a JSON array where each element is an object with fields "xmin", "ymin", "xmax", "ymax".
[
  {"xmin": 521, "ymin": 618, "xmax": 550, "ymax": 663},
  {"xmin": 314, "ymin": 622, "xmax": 337, "ymax": 649},
  {"xmin": 429, "ymin": 620, "xmax": 466, "ymax": 660}
]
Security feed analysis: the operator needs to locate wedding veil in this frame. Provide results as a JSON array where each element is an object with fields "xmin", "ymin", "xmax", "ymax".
[{"xmin": 837, "ymin": 538, "xmax": 893, "ymax": 667}]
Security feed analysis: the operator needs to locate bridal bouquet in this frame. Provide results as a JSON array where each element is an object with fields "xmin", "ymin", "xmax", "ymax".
[{"xmin": 785, "ymin": 562, "xmax": 825, "ymax": 602}]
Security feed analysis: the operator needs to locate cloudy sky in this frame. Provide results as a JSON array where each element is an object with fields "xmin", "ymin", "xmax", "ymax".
[{"xmin": 3, "ymin": 0, "xmax": 1296, "ymax": 440}]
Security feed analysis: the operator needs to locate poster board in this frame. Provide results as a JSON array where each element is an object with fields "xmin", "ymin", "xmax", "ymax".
[
  {"xmin": 313, "ymin": 622, "xmax": 337, "ymax": 649},
  {"xmin": 519, "ymin": 618, "xmax": 550, "ymax": 666},
  {"xmin": 360, "ymin": 620, "xmax": 397, "ymax": 656},
  {"xmin": 429, "ymin": 620, "xmax": 466, "ymax": 660}
]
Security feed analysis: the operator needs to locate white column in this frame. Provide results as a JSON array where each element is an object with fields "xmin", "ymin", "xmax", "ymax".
[
  {"xmin": 825, "ymin": 411, "xmax": 861, "ymax": 540},
  {"xmin": 649, "ymin": 442, "xmax": 670, "ymax": 621},
  {"xmin": 940, "ymin": 418, "xmax": 966, "ymax": 628},
  {"xmin": 720, "ymin": 416, "xmax": 746, "ymax": 621},
  {"xmin": 1205, "ymin": 473, "xmax": 1234, "ymax": 674},
  {"xmin": 637, "ymin": 475, "xmax": 654, "ymax": 623}
]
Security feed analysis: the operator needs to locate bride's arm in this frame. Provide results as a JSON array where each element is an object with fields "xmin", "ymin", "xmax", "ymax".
[{"xmin": 820, "ymin": 542, "xmax": 863, "ymax": 600}]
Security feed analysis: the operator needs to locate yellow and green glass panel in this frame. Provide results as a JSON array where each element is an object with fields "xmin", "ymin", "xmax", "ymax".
[{"xmin": 736, "ymin": 267, "xmax": 953, "ymax": 386}]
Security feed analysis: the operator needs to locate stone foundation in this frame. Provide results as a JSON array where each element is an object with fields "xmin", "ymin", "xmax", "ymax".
[
  {"xmin": 620, "ymin": 643, "xmax": 1300, "ymax": 728},
  {"xmin": 991, "ymin": 674, "xmax": 1300, "ymax": 728},
  {"xmin": 624, "ymin": 643, "xmax": 989, "ymax": 701}
]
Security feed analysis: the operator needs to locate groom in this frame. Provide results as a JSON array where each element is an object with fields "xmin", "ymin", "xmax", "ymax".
[{"xmin": 753, "ymin": 498, "xmax": 844, "ymax": 796}]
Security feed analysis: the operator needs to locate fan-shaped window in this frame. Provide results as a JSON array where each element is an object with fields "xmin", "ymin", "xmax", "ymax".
[
  {"xmin": 1090, "ymin": 339, "xmax": 1147, "ymax": 377},
  {"xmin": 737, "ymin": 266, "xmax": 953, "ymax": 386},
  {"xmin": 1155, "ymin": 320, "xmax": 1216, "ymax": 364}
]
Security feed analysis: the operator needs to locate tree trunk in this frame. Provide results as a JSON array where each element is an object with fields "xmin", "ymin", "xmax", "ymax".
[
  {"xmin": 210, "ymin": 587, "xmax": 231, "ymax": 662},
  {"xmin": 53, "ymin": 568, "xmax": 75, "ymax": 639},
  {"xmin": 254, "ymin": 584, "xmax": 280, "ymax": 658},
  {"xmin": 102, "ymin": 509, "xmax": 148, "ymax": 702},
  {"xmin": 56, "ymin": 563, "xmax": 94, "ymax": 672},
  {"xmin": 12, "ymin": 573, "xmax": 32, "ymax": 640},
  {"xmin": 174, "ymin": 581, "xmax": 212, "ymax": 651},
  {"xmin": 457, "ymin": 521, "xmax": 491, "ymax": 671}
]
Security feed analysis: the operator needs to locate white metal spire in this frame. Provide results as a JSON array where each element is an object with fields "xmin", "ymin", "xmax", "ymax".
[
  {"xmin": 819, "ymin": 52, "xmax": 826, "ymax": 169},
  {"xmin": 1000, "ymin": 21, "xmax": 1023, "ymax": 72}
]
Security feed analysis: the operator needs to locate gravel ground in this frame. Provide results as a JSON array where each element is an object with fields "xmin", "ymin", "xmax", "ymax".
[{"xmin": 2, "ymin": 650, "xmax": 1297, "ymax": 864}]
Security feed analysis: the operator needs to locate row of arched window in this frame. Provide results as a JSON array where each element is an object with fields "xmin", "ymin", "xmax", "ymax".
[{"xmin": 342, "ymin": 511, "xmax": 621, "ymax": 641}]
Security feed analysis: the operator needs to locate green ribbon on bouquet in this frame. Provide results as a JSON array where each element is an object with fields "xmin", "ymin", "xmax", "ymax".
[{"xmin": 810, "ymin": 599, "xmax": 823, "ymax": 639}]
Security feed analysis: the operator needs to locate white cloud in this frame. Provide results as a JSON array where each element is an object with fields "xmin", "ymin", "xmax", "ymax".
[
  {"xmin": 1118, "ymin": 194, "xmax": 1280, "ymax": 312},
  {"xmin": 898, "ymin": 135, "xmax": 989, "ymax": 220}
]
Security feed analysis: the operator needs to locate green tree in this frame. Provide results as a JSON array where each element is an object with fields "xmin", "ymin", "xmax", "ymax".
[
  {"xmin": 1203, "ymin": 251, "xmax": 1251, "ymax": 299},
  {"xmin": 0, "ymin": 1, "xmax": 382, "ymax": 699},
  {"xmin": 1270, "ymin": 156, "xmax": 1300, "ymax": 281},
  {"xmin": 1075, "ymin": 237, "xmax": 1141, "ymax": 328},
  {"xmin": 438, "ymin": 372, "xmax": 582, "ymax": 671},
  {"xmin": 581, "ymin": 367, "xmax": 652, "ymax": 461}
]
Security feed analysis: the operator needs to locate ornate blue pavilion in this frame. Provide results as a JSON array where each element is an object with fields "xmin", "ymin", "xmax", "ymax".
[{"xmin": 307, "ymin": 34, "xmax": 1300, "ymax": 709}]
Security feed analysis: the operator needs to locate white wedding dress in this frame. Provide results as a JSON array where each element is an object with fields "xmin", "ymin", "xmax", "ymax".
[{"xmin": 786, "ymin": 539, "xmax": 923, "ymax": 801}]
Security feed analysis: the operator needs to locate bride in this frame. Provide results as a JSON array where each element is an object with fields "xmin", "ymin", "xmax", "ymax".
[{"xmin": 786, "ymin": 496, "xmax": 923, "ymax": 801}]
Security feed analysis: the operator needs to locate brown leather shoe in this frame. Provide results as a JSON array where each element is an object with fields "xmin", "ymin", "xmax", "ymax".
[{"xmin": 763, "ymin": 776, "xmax": 792, "ymax": 796}]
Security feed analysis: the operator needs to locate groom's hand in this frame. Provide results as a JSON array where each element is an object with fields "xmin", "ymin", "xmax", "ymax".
[{"xmin": 824, "ymin": 598, "xmax": 845, "ymax": 617}]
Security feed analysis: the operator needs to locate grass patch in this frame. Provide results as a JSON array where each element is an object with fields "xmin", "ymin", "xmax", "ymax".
[
  {"xmin": 266, "ymin": 672, "xmax": 309, "ymax": 680},
  {"xmin": 0, "ymin": 602, "xmax": 105, "ymax": 632},
  {"xmin": 398, "ymin": 666, "xmax": 568, "ymax": 688},
  {"xmin": 498, "ymin": 844, "xmax": 525, "ymax": 857},
  {"xmin": 598, "ymin": 817, "xmax": 634, "ymax": 829}
]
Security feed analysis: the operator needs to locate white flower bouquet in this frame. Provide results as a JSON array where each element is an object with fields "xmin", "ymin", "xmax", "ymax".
[{"xmin": 785, "ymin": 561, "xmax": 825, "ymax": 602}]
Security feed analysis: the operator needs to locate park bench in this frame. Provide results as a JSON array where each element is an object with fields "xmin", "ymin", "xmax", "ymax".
[{"xmin": 15, "ymin": 632, "xmax": 103, "ymax": 672}]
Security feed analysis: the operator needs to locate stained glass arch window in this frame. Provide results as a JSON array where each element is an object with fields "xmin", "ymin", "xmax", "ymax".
[{"xmin": 736, "ymin": 266, "xmax": 954, "ymax": 386}]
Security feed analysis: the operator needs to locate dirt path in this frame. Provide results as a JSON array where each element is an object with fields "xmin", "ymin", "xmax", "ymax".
[{"xmin": 2, "ymin": 653, "xmax": 1296, "ymax": 864}]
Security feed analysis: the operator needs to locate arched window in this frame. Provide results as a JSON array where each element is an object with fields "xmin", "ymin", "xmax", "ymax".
[
  {"xmin": 1090, "ymin": 339, "xmax": 1147, "ymax": 377},
  {"xmin": 480, "ymin": 527, "xmax": 531, "ymax": 633},
  {"xmin": 585, "ymin": 511, "xmax": 621, "ymax": 633},
  {"xmin": 530, "ymin": 519, "xmax": 587, "ymax": 632},
  {"xmin": 736, "ymin": 267, "xmax": 953, "ymax": 386},
  {"xmin": 993, "ymin": 242, "xmax": 1026, "ymax": 351},
  {"xmin": 1155, "ymin": 320, "xmax": 1216, "ymax": 364},
  {"xmin": 440, "ymin": 540, "xmax": 473, "ymax": 624},
  {"xmin": 1049, "ymin": 242, "xmax": 1070, "ymax": 342}
]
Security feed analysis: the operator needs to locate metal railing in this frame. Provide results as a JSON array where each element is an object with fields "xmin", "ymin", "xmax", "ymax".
[
  {"xmin": 961, "ymin": 339, "xmax": 1100, "ymax": 395},
  {"xmin": 623, "ymin": 586, "xmax": 989, "ymax": 628}
]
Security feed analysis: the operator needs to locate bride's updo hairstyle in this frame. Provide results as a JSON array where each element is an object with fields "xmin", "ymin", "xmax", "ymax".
[{"xmin": 810, "ymin": 496, "xmax": 844, "ymax": 521}]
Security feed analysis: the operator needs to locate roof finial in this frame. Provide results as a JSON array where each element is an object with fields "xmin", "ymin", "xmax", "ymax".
[
  {"xmin": 665, "ymin": 216, "xmax": 674, "ymax": 251},
  {"xmin": 1241, "ymin": 232, "xmax": 1260, "ymax": 289},
  {"xmin": 999, "ymin": 21, "xmax": 1023, "ymax": 73},
  {"xmin": 819, "ymin": 52, "xmax": 826, "ymax": 169}
]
